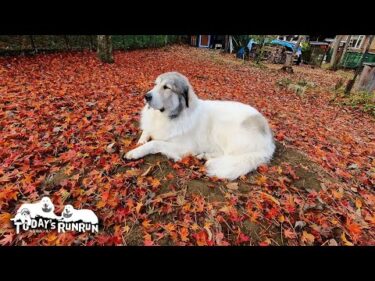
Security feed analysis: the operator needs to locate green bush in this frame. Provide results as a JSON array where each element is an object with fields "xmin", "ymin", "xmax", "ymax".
[
  {"xmin": 301, "ymin": 42, "xmax": 311, "ymax": 63},
  {"xmin": 0, "ymin": 35, "xmax": 181, "ymax": 54}
]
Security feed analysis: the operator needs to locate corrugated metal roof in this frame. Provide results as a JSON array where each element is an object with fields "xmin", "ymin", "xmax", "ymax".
[{"xmin": 310, "ymin": 41, "xmax": 329, "ymax": 46}]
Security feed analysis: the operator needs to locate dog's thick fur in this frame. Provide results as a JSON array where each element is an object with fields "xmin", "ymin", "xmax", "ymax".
[{"xmin": 126, "ymin": 72, "xmax": 275, "ymax": 180}]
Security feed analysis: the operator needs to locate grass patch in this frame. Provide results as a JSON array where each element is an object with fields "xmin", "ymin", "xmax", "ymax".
[{"xmin": 333, "ymin": 90, "xmax": 375, "ymax": 116}]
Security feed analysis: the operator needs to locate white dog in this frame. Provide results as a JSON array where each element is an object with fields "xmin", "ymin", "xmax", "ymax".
[
  {"xmin": 11, "ymin": 208, "xmax": 32, "ymax": 225},
  {"xmin": 11, "ymin": 197, "xmax": 59, "ymax": 224},
  {"xmin": 125, "ymin": 72, "xmax": 275, "ymax": 180},
  {"xmin": 61, "ymin": 205, "xmax": 98, "ymax": 224}
]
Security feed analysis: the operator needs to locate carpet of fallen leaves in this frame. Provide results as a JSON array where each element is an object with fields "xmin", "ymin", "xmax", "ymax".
[{"xmin": 0, "ymin": 46, "xmax": 374, "ymax": 246}]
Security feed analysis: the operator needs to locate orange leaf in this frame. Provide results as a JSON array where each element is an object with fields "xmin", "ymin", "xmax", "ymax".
[
  {"xmin": 355, "ymin": 198, "xmax": 362, "ymax": 209},
  {"xmin": 135, "ymin": 202, "xmax": 143, "ymax": 214},
  {"xmin": 0, "ymin": 233, "xmax": 14, "ymax": 246},
  {"xmin": 194, "ymin": 230, "xmax": 208, "ymax": 246},
  {"xmin": 142, "ymin": 220, "xmax": 153, "ymax": 229},
  {"xmin": 301, "ymin": 231, "xmax": 315, "ymax": 245},
  {"xmin": 179, "ymin": 227, "xmax": 189, "ymax": 242},
  {"xmin": 255, "ymin": 175, "xmax": 268, "ymax": 186},
  {"xmin": 341, "ymin": 232, "xmax": 354, "ymax": 246},
  {"xmin": 257, "ymin": 164, "xmax": 269, "ymax": 174}
]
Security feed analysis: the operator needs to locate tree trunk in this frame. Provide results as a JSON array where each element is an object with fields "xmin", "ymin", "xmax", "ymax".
[
  {"xmin": 339, "ymin": 35, "xmax": 352, "ymax": 66},
  {"xmin": 89, "ymin": 36, "xmax": 94, "ymax": 50},
  {"xmin": 229, "ymin": 35, "xmax": 234, "ymax": 54},
  {"xmin": 345, "ymin": 35, "xmax": 374, "ymax": 95},
  {"xmin": 63, "ymin": 35, "xmax": 71, "ymax": 51},
  {"xmin": 256, "ymin": 36, "xmax": 266, "ymax": 64},
  {"xmin": 97, "ymin": 35, "xmax": 114, "ymax": 63},
  {"xmin": 329, "ymin": 35, "xmax": 344, "ymax": 70},
  {"xmin": 224, "ymin": 35, "xmax": 229, "ymax": 52},
  {"xmin": 29, "ymin": 35, "xmax": 36, "ymax": 53}
]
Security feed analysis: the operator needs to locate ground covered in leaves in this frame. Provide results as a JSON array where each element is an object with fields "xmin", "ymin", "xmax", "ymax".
[{"xmin": 0, "ymin": 46, "xmax": 374, "ymax": 246}]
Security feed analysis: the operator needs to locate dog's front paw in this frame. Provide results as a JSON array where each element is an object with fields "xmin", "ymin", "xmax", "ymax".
[
  {"xmin": 137, "ymin": 133, "xmax": 150, "ymax": 145},
  {"xmin": 170, "ymin": 155, "xmax": 182, "ymax": 162},
  {"xmin": 125, "ymin": 148, "xmax": 143, "ymax": 160},
  {"xmin": 137, "ymin": 139, "xmax": 147, "ymax": 145},
  {"xmin": 196, "ymin": 153, "xmax": 206, "ymax": 160}
]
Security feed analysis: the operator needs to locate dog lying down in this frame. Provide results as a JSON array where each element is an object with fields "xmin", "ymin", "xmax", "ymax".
[{"xmin": 126, "ymin": 72, "xmax": 275, "ymax": 180}]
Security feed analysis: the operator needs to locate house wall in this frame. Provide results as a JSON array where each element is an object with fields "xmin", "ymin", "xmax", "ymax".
[
  {"xmin": 341, "ymin": 35, "xmax": 375, "ymax": 53},
  {"xmin": 369, "ymin": 37, "xmax": 375, "ymax": 53}
]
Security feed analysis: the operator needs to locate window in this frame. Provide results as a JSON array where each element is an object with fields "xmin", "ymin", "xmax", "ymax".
[{"xmin": 349, "ymin": 35, "xmax": 365, "ymax": 49}]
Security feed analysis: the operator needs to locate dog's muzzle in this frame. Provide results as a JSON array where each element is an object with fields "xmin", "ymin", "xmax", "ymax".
[
  {"xmin": 42, "ymin": 205, "xmax": 52, "ymax": 213},
  {"xmin": 63, "ymin": 212, "xmax": 73, "ymax": 218}
]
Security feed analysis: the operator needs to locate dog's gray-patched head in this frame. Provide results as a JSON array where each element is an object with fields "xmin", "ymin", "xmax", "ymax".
[
  {"xmin": 62, "ymin": 204, "xmax": 74, "ymax": 218},
  {"xmin": 40, "ymin": 197, "xmax": 54, "ymax": 213},
  {"xmin": 144, "ymin": 72, "xmax": 192, "ymax": 119}
]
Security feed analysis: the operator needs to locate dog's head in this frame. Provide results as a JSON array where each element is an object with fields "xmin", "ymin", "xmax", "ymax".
[
  {"xmin": 40, "ymin": 197, "xmax": 54, "ymax": 213},
  {"xmin": 144, "ymin": 72, "xmax": 196, "ymax": 119},
  {"xmin": 62, "ymin": 205, "xmax": 74, "ymax": 218}
]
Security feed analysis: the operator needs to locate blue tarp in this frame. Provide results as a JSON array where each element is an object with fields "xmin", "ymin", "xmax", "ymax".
[
  {"xmin": 237, "ymin": 38, "xmax": 302, "ymax": 58},
  {"xmin": 237, "ymin": 47, "xmax": 245, "ymax": 58},
  {"xmin": 270, "ymin": 39, "xmax": 302, "ymax": 54},
  {"xmin": 247, "ymin": 39, "xmax": 255, "ymax": 51}
]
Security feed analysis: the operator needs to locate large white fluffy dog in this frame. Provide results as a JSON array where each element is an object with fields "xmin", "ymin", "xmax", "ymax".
[{"xmin": 125, "ymin": 72, "xmax": 275, "ymax": 180}]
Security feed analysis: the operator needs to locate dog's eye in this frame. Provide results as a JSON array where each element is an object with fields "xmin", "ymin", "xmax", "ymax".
[{"xmin": 163, "ymin": 85, "xmax": 169, "ymax": 90}]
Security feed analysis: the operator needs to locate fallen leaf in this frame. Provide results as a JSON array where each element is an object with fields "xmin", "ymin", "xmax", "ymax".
[
  {"xmin": 301, "ymin": 231, "xmax": 315, "ymax": 245},
  {"xmin": 135, "ymin": 202, "xmax": 143, "ymax": 214},
  {"xmin": 284, "ymin": 228, "xmax": 297, "ymax": 239},
  {"xmin": 226, "ymin": 182, "xmax": 239, "ymax": 190},
  {"xmin": 179, "ymin": 227, "xmax": 189, "ymax": 242}
]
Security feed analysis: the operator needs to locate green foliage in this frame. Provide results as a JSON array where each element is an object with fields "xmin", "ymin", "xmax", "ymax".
[
  {"xmin": 296, "ymin": 79, "xmax": 308, "ymax": 87},
  {"xmin": 248, "ymin": 35, "xmax": 277, "ymax": 44},
  {"xmin": 301, "ymin": 42, "xmax": 310, "ymax": 52},
  {"xmin": 275, "ymin": 78, "xmax": 292, "ymax": 88},
  {"xmin": 0, "ymin": 35, "xmax": 180, "ymax": 54},
  {"xmin": 301, "ymin": 42, "xmax": 312, "ymax": 63},
  {"xmin": 341, "ymin": 91, "xmax": 375, "ymax": 116},
  {"xmin": 112, "ymin": 35, "xmax": 179, "ymax": 50}
]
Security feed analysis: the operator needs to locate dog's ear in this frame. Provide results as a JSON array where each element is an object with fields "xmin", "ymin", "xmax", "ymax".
[{"xmin": 182, "ymin": 86, "xmax": 189, "ymax": 108}]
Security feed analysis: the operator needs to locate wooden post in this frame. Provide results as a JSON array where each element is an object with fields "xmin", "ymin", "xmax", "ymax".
[
  {"xmin": 354, "ymin": 64, "xmax": 375, "ymax": 92},
  {"xmin": 339, "ymin": 35, "xmax": 352, "ymax": 67},
  {"xmin": 330, "ymin": 35, "xmax": 344, "ymax": 70},
  {"xmin": 280, "ymin": 35, "xmax": 303, "ymax": 72},
  {"xmin": 281, "ymin": 52, "xmax": 294, "ymax": 73},
  {"xmin": 345, "ymin": 35, "xmax": 374, "ymax": 95}
]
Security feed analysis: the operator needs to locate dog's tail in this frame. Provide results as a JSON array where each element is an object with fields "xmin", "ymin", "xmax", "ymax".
[{"xmin": 205, "ymin": 148, "xmax": 275, "ymax": 181}]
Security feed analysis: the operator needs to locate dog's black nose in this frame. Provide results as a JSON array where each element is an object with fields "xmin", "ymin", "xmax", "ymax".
[{"xmin": 144, "ymin": 93, "xmax": 152, "ymax": 102}]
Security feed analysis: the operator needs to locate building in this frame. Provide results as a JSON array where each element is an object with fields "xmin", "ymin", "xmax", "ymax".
[
  {"xmin": 324, "ymin": 35, "xmax": 375, "ymax": 68},
  {"xmin": 190, "ymin": 35, "xmax": 227, "ymax": 49}
]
